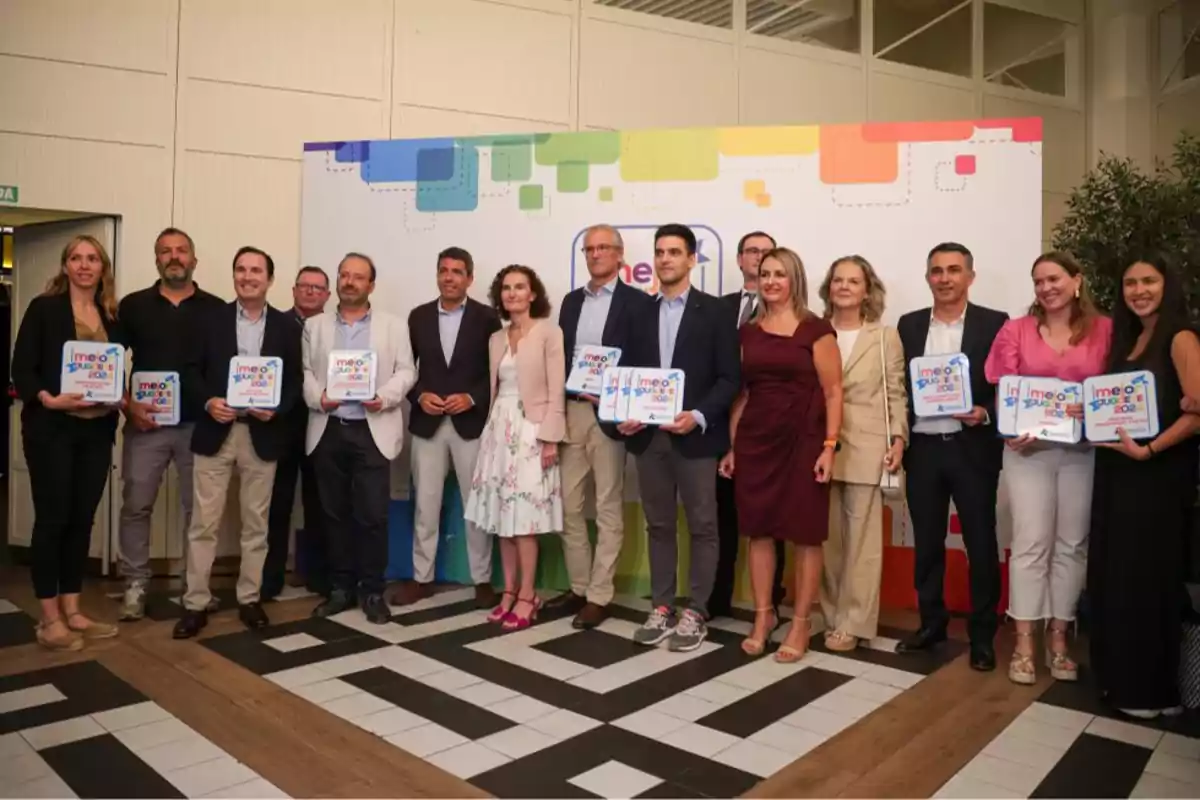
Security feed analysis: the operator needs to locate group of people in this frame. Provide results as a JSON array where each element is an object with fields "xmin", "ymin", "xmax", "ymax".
[{"xmin": 13, "ymin": 222, "xmax": 1197, "ymax": 720}]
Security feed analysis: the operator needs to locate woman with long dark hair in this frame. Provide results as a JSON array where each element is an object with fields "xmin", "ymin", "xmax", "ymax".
[
  {"xmin": 12, "ymin": 235, "xmax": 124, "ymax": 651},
  {"xmin": 1089, "ymin": 255, "xmax": 1200, "ymax": 717}
]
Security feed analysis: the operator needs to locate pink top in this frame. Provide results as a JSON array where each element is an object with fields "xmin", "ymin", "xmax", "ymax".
[{"xmin": 984, "ymin": 314, "xmax": 1113, "ymax": 383}]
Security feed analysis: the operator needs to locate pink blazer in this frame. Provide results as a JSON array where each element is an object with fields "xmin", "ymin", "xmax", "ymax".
[{"xmin": 488, "ymin": 319, "xmax": 566, "ymax": 443}]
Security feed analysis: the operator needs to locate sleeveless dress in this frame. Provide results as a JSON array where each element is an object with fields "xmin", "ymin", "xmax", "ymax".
[
  {"xmin": 464, "ymin": 349, "xmax": 563, "ymax": 538},
  {"xmin": 1088, "ymin": 339, "xmax": 1198, "ymax": 711},
  {"xmin": 734, "ymin": 317, "xmax": 835, "ymax": 545}
]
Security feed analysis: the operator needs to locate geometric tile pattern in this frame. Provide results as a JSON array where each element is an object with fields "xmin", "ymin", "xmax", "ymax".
[
  {"xmin": 201, "ymin": 590, "xmax": 957, "ymax": 797},
  {"xmin": 0, "ymin": 661, "xmax": 287, "ymax": 798},
  {"xmin": 939, "ymin": 675, "xmax": 1200, "ymax": 798},
  {"xmin": 0, "ymin": 598, "xmax": 38, "ymax": 649}
]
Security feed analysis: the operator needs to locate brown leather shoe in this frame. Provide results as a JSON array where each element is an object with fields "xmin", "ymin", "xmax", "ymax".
[
  {"xmin": 545, "ymin": 591, "xmax": 586, "ymax": 613},
  {"xmin": 388, "ymin": 581, "xmax": 433, "ymax": 606},
  {"xmin": 572, "ymin": 602, "xmax": 608, "ymax": 630},
  {"xmin": 474, "ymin": 584, "xmax": 497, "ymax": 609}
]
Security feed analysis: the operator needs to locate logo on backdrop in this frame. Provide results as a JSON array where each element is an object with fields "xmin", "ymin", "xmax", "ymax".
[{"xmin": 569, "ymin": 224, "xmax": 724, "ymax": 295}]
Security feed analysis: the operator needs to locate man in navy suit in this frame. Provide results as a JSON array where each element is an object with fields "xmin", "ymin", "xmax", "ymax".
[
  {"xmin": 550, "ymin": 225, "xmax": 654, "ymax": 629},
  {"xmin": 620, "ymin": 224, "xmax": 740, "ymax": 652}
]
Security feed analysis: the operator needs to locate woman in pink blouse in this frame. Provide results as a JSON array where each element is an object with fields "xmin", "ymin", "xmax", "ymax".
[{"xmin": 984, "ymin": 252, "xmax": 1111, "ymax": 686}]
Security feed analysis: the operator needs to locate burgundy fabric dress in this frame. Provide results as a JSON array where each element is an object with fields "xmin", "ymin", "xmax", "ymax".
[{"xmin": 734, "ymin": 317, "xmax": 834, "ymax": 545}]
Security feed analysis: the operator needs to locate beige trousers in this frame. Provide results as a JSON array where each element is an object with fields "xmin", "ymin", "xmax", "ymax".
[
  {"xmin": 819, "ymin": 481, "xmax": 884, "ymax": 640},
  {"xmin": 411, "ymin": 419, "xmax": 490, "ymax": 585},
  {"xmin": 183, "ymin": 424, "xmax": 277, "ymax": 612},
  {"xmin": 559, "ymin": 400, "xmax": 626, "ymax": 605}
]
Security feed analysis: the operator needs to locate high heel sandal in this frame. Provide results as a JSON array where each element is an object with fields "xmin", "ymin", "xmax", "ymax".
[
  {"xmin": 65, "ymin": 612, "xmax": 119, "ymax": 640},
  {"xmin": 1045, "ymin": 621, "xmax": 1078, "ymax": 682},
  {"xmin": 502, "ymin": 594, "xmax": 542, "ymax": 631},
  {"xmin": 487, "ymin": 591, "xmax": 516, "ymax": 623},
  {"xmin": 1009, "ymin": 630, "xmax": 1036, "ymax": 685},
  {"xmin": 774, "ymin": 615, "xmax": 810, "ymax": 663},
  {"xmin": 741, "ymin": 607, "xmax": 779, "ymax": 656}
]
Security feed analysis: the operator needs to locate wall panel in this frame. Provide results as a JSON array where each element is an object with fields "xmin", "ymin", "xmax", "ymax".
[
  {"xmin": 0, "ymin": 0, "xmax": 173, "ymax": 73},
  {"xmin": 871, "ymin": 72, "xmax": 978, "ymax": 122},
  {"xmin": 740, "ymin": 47, "xmax": 865, "ymax": 125}
]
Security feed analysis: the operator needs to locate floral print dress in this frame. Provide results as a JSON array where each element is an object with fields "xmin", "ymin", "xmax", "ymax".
[{"xmin": 464, "ymin": 348, "xmax": 563, "ymax": 538}]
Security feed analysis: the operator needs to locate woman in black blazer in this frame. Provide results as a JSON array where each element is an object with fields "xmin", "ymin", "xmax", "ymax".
[{"xmin": 12, "ymin": 234, "xmax": 124, "ymax": 651}]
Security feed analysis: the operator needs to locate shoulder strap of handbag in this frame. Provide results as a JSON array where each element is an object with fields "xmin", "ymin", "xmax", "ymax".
[{"xmin": 879, "ymin": 328, "xmax": 892, "ymax": 445}]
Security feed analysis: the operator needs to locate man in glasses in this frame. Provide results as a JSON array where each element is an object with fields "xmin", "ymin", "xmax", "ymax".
[{"xmin": 262, "ymin": 266, "xmax": 331, "ymax": 600}]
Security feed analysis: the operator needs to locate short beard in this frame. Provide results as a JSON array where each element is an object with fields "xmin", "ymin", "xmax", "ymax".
[{"xmin": 160, "ymin": 266, "xmax": 193, "ymax": 289}]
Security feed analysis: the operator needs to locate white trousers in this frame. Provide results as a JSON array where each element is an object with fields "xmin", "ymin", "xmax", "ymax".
[
  {"xmin": 1002, "ymin": 445, "xmax": 1094, "ymax": 621},
  {"xmin": 411, "ymin": 419, "xmax": 491, "ymax": 585}
]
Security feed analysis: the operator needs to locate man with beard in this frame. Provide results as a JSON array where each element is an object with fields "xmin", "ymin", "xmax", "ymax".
[
  {"xmin": 306, "ymin": 253, "xmax": 416, "ymax": 624},
  {"xmin": 116, "ymin": 228, "xmax": 226, "ymax": 621}
]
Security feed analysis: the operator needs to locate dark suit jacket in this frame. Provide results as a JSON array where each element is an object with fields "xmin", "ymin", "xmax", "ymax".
[
  {"xmin": 184, "ymin": 302, "xmax": 302, "ymax": 461},
  {"xmin": 11, "ymin": 292, "xmax": 125, "ymax": 441},
  {"xmin": 720, "ymin": 289, "xmax": 752, "ymax": 325},
  {"xmin": 624, "ymin": 287, "xmax": 741, "ymax": 459},
  {"xmin": 407, "ymin": 297, "xmax": 500, "ymax": 440},
  {"xmin": 897, "ymin": 302, "xmax": 1008, "ymax": 474},
  {"xmin": 559, "ymin": 279, "xmax": 655, "ymax": 441}
]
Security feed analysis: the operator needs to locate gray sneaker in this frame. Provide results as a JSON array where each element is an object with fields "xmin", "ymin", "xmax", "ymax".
[
  {"xmin": 633, "ymin": 606, "xmax": 676, "ymax": 646},
  {"xmin": 668, "ymin": 609, "xmax": 708, "ymax": 652},
  {"xmin": 119, "ymin": 581, "xmax": 146, "ymax": 621}
]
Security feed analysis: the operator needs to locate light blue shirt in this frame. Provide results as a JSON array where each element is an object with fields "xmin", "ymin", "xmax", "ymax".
[
  {"xmin": 235, "ymin": 302, "xmax": 265, "ymax": 357},
  {"xmin": 575, "ymin": 277, "xmax": 617, "ymax": 352},
  {"xmin": 656, "ymin": 287, "xmax": 706, "ymax": 432},
  {"xmin": 333, "ymin": 307, "xmax": 372, "ymax": 420},
  {"xmin": 437, "ymin": 301, "xmax": 465, "ymax": 364}
]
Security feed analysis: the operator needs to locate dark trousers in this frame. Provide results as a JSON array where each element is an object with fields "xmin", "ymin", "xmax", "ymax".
[
  {"xmin": 263, "ymin": 433, "xmax": 327, "ymax": 597},
  {"xmin": 904, "ymin": 433, "xmax": 1001, "ymax": 643},
  {"xmin": 312, "ymin": 419, "xmax": 391, "ymax": 596},
  {"xmin": 711, "ymin": 473, "xmax": 786, "ymax": 617},
  {"xmin": 25, "ymin": 415, "xmax": 113, "ymax": 599}
]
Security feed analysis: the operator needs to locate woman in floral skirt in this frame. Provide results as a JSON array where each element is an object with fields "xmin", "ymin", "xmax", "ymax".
[{"xmin": 464, "ymin": 265, "xmax": 566, "ymax": 631}]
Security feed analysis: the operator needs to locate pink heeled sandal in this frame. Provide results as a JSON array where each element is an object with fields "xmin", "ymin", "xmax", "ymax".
[
  {"xmin": 502, "ymin": 594, "xmax": 542, "ymax": 631},
  {"xmin": 487, "ymin": 591, "xmax": 516, "ymax": 623}
]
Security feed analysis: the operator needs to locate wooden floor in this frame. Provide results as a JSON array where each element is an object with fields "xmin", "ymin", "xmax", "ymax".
[{"xmin": 0, "ymin": 566, "xmax": 1057, "ymax": 799}]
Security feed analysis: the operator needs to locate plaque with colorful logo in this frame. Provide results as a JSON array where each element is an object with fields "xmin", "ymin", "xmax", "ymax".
[
  {"xmin": 597, "ymin": 367, "xmax": 685, "ymax": 425},
  {"xmin": 996, "ymin": 374, "xmax": 1022, "ymax": 437},
  {"xmin": 226, "ymin": 356, "xmax": 282, "ymax": 408},
  {"xmin": 326, "ymin": 350, "xmax": 377, "ymax": 402},
  {"xmin": 597, "ymin": 367, "xmax": 624, "ymax": 423},
  {"xmin": 567, "ymin": 345, "xmax": 622, "ymax": 396},
  {"xmin": 60, "ymin": 341, "xmax": 125, "ymax": 403},
  {"xmin": 1015, "ymin": 377, "xmax": 1083, "ymax": 443},
  {"xmin": 1083, "ymin": 370, "xmax": 1159, "ymax": 442},
  {"xmin": 909, "ymin": 353, "xmax": 972, "ymax": 418},
  {"xmin": 132, "ymin": 371, "xmax": 180, "ymax": 426}
]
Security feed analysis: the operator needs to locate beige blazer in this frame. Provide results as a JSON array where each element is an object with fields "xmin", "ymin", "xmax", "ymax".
[
  {"xmin": 834, "ymin": 322, "xmax": 909, "ymax": 485},
  {"xmin": 302, "ymin": 308, "xmax": 416, "ymax": 461},
  {"xmin": 488, "ymin": 319, "xmax": 566, "ymax": 443}
]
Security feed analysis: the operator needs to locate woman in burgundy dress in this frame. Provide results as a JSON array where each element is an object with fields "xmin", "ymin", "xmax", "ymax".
[{"xmin": 720, "ymin": 247, "xmax": 843, "ymax": 662}]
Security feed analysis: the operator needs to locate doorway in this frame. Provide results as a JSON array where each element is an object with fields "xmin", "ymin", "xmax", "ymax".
[{"xmin": 3, "ymin": 211, "xmax": 120, "ymax": 575}]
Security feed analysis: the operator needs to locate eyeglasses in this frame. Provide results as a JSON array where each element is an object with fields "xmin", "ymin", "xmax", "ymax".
[
  {"xmin": 294, "ymin": 284, "xmax": 329, "ymax": 293},
  {"xmin": 740, "ymin": 247, "xmax": 771, "ymax": 257}
]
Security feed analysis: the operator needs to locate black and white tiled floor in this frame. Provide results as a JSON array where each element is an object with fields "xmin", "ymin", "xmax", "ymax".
[
  {"xmin": 0, "ymin": 598, "xmax": 37, "ymax": 649},
  {"xmin": 0, "ymin": 660, "xmax": 287, "ymax": 799},
  {"xmin": 202, "ymin": 588, "xmax": 964, "ymax": 798},
  {"xmin": 939, "ymin": 675, "xmax": 1200, "ymax": 798}
]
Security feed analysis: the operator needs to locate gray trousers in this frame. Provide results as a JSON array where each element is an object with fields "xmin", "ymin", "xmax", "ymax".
[
  {"xmin": 636, "ymin": 431, "xmax": 719, "ymax": 617},
  {"xmin": 118, "ymin": 424, "xmax": 196, "ymax": 582}
]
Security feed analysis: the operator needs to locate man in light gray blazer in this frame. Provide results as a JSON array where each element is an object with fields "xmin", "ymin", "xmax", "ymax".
[{"xmin": 305, "ymin": 253, "xmax": 416, "ymax": 623}]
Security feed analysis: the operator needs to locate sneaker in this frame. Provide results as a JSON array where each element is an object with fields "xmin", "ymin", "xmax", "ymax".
[
  {"xmin": 119, "ymin": 581, "xmax": 146, "ymax": 621},
  {"xmin": 668, "ymin": 609, "xmax": 708, "ymax": 652},
  {"xmin": 633, "ymin": 605, "xmax": 676, "ymax": 646}
]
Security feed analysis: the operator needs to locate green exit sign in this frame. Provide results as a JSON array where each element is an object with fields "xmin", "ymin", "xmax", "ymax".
[{"xmin": 0, "ymin": 186, "xmax": 17, "ymax": 204}]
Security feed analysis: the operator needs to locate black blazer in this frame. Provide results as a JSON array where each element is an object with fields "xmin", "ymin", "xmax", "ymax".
[
  {"xmin": 559, "ymin": 280, "xmax": 656, "ymax": 441},
  {"xmin": 11, "ymin": 292, "xmax": 124, "ymax": 441},
  {"xmin": 897, "ymin": 302, "xmax": 1009, "ymax": 474},
  {"xmin": 407, "ymin": 297, "xmax": 500, "ymax": 441},
  {"xmin": 624, "ymin": 288, "xmax": 741, "ymax": 459},
  {"xmin": 720, "ymin": 290, "xmax": 751, "ymax": 324},
  {"xmin": 183, "ymin": 302, "xmax": 302, "ymax": 461}
]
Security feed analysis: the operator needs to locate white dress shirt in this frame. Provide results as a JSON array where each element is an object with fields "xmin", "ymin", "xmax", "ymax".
[{"xmin": 912, "ymin": 311, "xmax": 966, "ymax": 435}]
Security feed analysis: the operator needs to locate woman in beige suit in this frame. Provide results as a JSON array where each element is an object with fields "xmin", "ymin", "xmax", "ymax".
[
  {"xmin": 818, "ymin": 255, "xmax": 908, "ymax": 651},
  {"xmin": 464, "ymin": 265, "xmax": 566, "ymax": 631}
]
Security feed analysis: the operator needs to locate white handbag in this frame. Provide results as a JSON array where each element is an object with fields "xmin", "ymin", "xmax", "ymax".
[{"xmin": 879, "ymin": 328, "xmax": 904, "ymax": 499}]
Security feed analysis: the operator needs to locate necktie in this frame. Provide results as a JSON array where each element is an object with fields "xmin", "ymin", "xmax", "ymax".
[{"xmin": 738, "ymin": 294, "xmax": 755, "ymax": 327}]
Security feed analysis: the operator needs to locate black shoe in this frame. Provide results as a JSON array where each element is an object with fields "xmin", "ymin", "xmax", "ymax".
[
  {"xmin": 361, "ymin": 593, "xmax": 390, "ymax": 625},
  {"xmin": 895, "ymin": 626, "xmax": 948, "ymax": 653},
  {"xmin": 572, "ymin": 602, "xmax": 608, "ymax": 630},
  {"xmin": 172, "ymin": 609, "xmax": 207, "ymax": 639},
  {"xmin": 312, "ymin": 589, "xmax": 355, "ymax": 618},
  {"xmin": 239, "ymin": 602, "xmax": 269, "ymax": 630},
  {"xmin": 545, "ymin": 591, "xmax": 586, "ymax": 613},
  {"xmin": 969, "ymin": 642, "xmax": 997, "ymax": 672}
]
